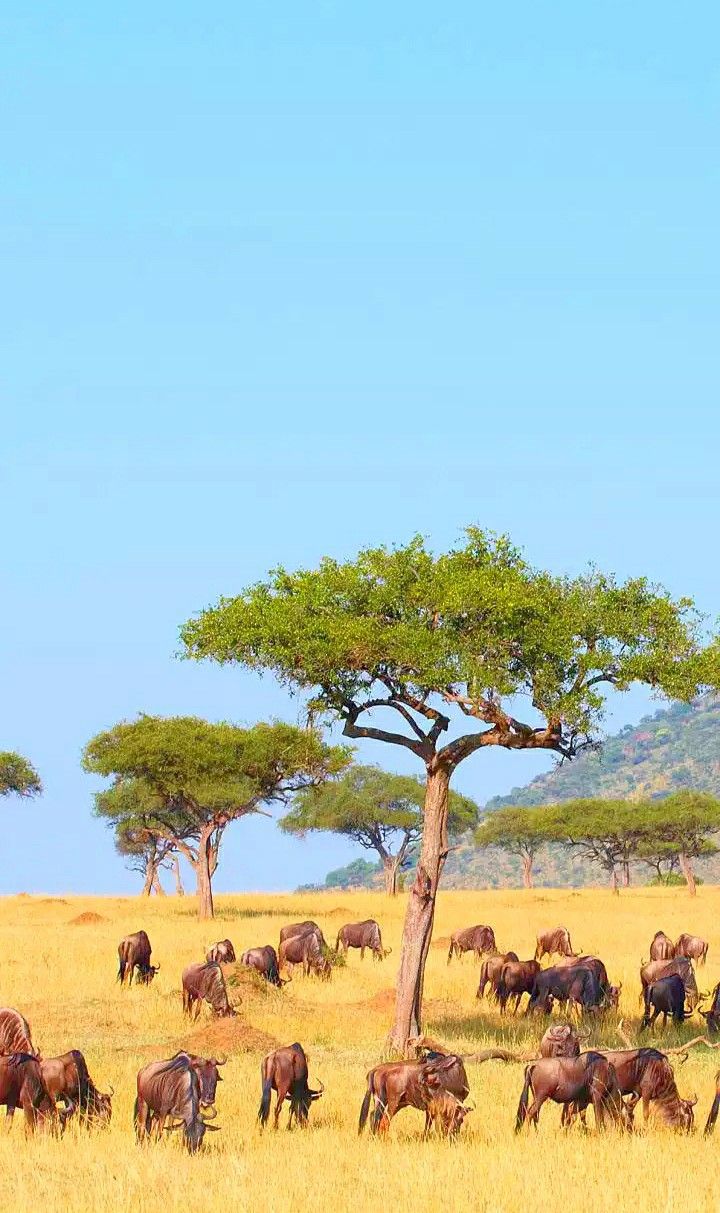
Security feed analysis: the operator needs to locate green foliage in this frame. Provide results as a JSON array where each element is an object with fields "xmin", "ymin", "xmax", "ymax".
[
  {"xmin": 474, "ymin": 805, "xmax": 556, "ymax": 858},
  {"xmin": 647, "ymin": 871, "xmax": 703, "ymax": 887},
  {"xmin": 0, "ymin": 752, "xmax": 42, "ymax": 798}
]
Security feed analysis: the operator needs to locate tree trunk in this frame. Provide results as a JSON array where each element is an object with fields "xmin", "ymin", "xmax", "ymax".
[
  {"xmin": 678, "ymin": 851, "xmax": 697, "ymax": 896},
  {"xmin": 172, "ymin": 855, "xmax": 185, "ymax": 896},
  {"xmin": 195, "ymin": 831, "xmax": 215, "ymax": 919},
  {"xmin": 622, "ymin": 860, "xmax": 630, "ymax": 888},
  {"xmin": 387, "ymin": 763, "xmax": 450, "ymax": 1054},
  {"xmin": 141, "ymin": 856, "xmax": 156, "ymax": 896},
  {"xmin": 151, "ymin": 870, "xmax": 166, "ymax": 896},
  {"xmin": 521, "ymin": 853, "xmax": 533, "ymax": 889},
  {"xmin": 383, "ymin": 856, "xmax": 401, "ymax": 896},
  {"xmin": 610, "ymin": 867, "xmax": 619, "ymax": 895}
]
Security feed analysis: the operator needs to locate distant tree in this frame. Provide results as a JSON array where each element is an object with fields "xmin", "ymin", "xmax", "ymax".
[
  {"xmin": 281, "ymin": 765, "xmax": 479, "ymax": 895},
  {"xmin": 97, "ymin": 780, "xmax": 175, "ymax": 896},
  {"xmin": 0, "ymin": 752, "xmax": 42, "ymax": 798},
  {"xmin": 181, "ymin": 527, "xmax": 719, "ymax": 1050},
  {"xmin": 84, "ymin": 715, "xmax": 349, "ymax": 919},
  {"xmin": 635, "ymin": 839, "xmax": 682, "ymax": 885},
  {"xmin": 637, "ymin": 791, "xmax": 720, "ymax": 896},
  {"xmin": 114, "ymin": 820, "xmax": 172, "ymax": 896},
  {"xmin": 474, "ymin": 806, "xmax": 555, "ymax": 888},
  {"xmin": 544, "ymin": 799, "xmax": 650, "ymax": 893}
]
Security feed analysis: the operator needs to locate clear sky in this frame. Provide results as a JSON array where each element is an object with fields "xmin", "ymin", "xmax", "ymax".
[{"xmin": 2, "ymin": 2, "xmax": 718, "ymax": 893}]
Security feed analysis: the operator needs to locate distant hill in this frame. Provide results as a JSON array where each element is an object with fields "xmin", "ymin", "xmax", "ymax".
[{"xmin": 307, "ymin": 697, "xmax": 720, "ymax": 891}]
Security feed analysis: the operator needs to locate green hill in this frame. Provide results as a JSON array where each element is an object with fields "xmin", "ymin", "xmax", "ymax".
[{"xmin": 308, "ymin": 697, "xmax": 720, "ymax": 890}]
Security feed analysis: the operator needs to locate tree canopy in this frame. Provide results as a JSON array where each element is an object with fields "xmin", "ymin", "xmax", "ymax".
[
  {"xmin": 281, "ymin": 765, "xmax": 479, "ymax": 894},
  {"xmin": 0, "ymin": 752, "xmax": 42, "ymax": 798},
  {"xmin": 474, "ymin": 805, "xmax": 556, "ymax": 888},
  {"xmin": 84, "ymin": 714, "xmax": 349, "ymax": 918}
]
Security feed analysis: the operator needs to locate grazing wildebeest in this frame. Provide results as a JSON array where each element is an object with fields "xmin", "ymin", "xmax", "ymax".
[
  {"xmin": 476, "ymin": 951, "xmax": 519, "ymax": 1001},
  {"xmin": 703, "ymin": 1071, "xmax": 720, "ymax": 1135},
  {"xmin": 640, "ymin": 957, "xmax": 698, "ymax": 1010},
  {"xmin": 641, "ymin": 974, "xmax": 688, "ymax": 1030},
  {"xmin": 593, "ymin": 1049, "xmax": 696, "ymax": 1131},
  {"xmin": 206, "ymin": 939, "xmax": 236, "ymax": 964},
  {"xmin": 447, "ymin": 924, "xmax": 496, "ymax": 962},
  {"xmin": 539, "ymin": 1024, "xmax": 585, "ymax": 1059},
  {"xmin": 258, "ymin": 1043, "xmax": 323, "ymax": 1129},
  {"xmin": 41, "ymin": 1050, "xmax": 113, "ymax": 1126},
  {"xmin": 496, "ymin": 960, "xmax": 541, "ymax": 1015},
  {"xmin": 335, "ymin": 920, "xmax": 390, "ymax": 961},
  {"xmin": 700, "ymin": 981, "xmax": 720, "ymax": 1034},
  {"xmin": 649, "ymin": 931, "xmax": 675, "ymax": 962},
  {"xmin": 135, "ymin": 1053, "xmax": 223, "ymax": 1153},
  {"xmin": 554, "ymin": 956, "xmax": 621, "ymax": 1009},
  {"xmin": 240, "ymin": 946, "xmax": 283, "ymax": 987},
  {"xmin": 182, "ymin": 962, "xmax": 235, "ymax": 1018},
  {"xmin": 0, "ymin": 1054, "xmax": 63, "ymax": 1133},
  {"xmin": 117, "ymin": 930, "xmax": 159, "ymax": 986},
  {"xmin": 515, "ymin": 1053, "xmax": 629, "ymax": 1132},
  {"xmin": 535, "ymin": 927, "xmax": 577, "ymax": 962},
  {"xmin": 358, "ymin": 1053, "xmax": 470, "ymax": 1137},
  {"xmin": 675, "ymin": 933, "xmax": 709, "ymax": 965},
  {"xmin": 528, "ymin": 966, "xmax": 606, "ymax": 1017},
  {"xmin": 279, "ymin": 931, "xmax": 331, "ymax": 979},
  {"xmin": 420, "ymin": 1086, "xmax": 473, "ymax": 1138},
  {"xmin": 279, "ymin": 921, "xmax": 327, "ymax": 949},
  {"xmin": 0, "ymin": 1008, "xmax": 36, "ymax": 1057}
]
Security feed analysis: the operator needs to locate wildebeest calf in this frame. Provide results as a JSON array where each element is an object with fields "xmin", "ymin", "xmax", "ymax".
[
  {"xmin": 182, "ymin": 962, "xmax": 236, "ymax": 1018},
  {"xmin": 258, "ymin": 1043, "xmax": 323, "ymax": 1129},
  {"xmin": 358, "ymin": 1053, "xmax": 470, "ymax": 1137}
]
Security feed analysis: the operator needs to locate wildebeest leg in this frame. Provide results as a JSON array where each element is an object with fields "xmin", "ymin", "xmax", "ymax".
[
  {"xmin": 193, "ymin": 996, "xmax": 202, "ymax": 1021},
  {"xmin": 360, "ymin": 946, "xmax": 365, "ymax": 960},
  {"xmin": 522, "ymin": 1094, "xmax": 544, "ymax": 1129},
  {"xmin": 152, "ymin": 1114, "xmax": 167, "ymax": 1138},
  {"xmin": 4, "ymin": 1105, "xmax": 16, "ymax": 1133},
  {"xmin": 274, "ymin": 1083, "xmax": 288, "ymax": 1130}
]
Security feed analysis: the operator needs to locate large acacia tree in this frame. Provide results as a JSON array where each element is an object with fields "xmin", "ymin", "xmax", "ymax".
[
  {"xmin": 280, "ymin": 765, "xmax": 479, "ymax": 895},
  {"xmin": 0, "ymin": 752, "xmax": 42, "ymax": 798},
  {"xmin": 180, "ymin": 529, "xmax": 718, "ymax": 1049},
  {"xmin": 84, "ymin": 715, "xmax": 348, "ymax": 918}
]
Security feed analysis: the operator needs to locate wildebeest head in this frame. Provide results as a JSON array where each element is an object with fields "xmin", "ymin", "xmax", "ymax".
[
  {"xmin": 138, "ymin": 964, "xmax": 160, "ymax": 985},
  {"xmin": 606, "ymin": 983, "xmax": 622, "ymax": 1009},
  {"xmin": 677, "ymin": 1094, "xmax": 698, "ymax": 1132},
  {"xmin": 423, "ymin": 1086, "xmax": 473, "ymax": 1137},
  {"xmin": 194, "ymin": 1056, "xmax": 226, "ymax": 1109}
]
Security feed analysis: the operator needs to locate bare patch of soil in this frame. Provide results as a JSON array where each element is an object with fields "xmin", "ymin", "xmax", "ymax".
[
  {"xmin": 69, "ymin": 911, "xmax": 109, "ymax": 925},
  {"xmin": 182, "ymin": 1017, "xmax": 280, "ymax": 1057}
]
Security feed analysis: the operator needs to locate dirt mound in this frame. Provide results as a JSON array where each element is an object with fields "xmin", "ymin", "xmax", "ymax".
[
  {"xmin": 325, "ymin": 906, "xmax": 352, "ymax": 917},
  {"xmin": 69, "ymin": 911, "xmax": 109, "ymax": 925},
  {"xmin": 39, "ymin": 898, "xmax": 68, "ymax": 905},
  {"xmin": 432, "ymin": 936, "xmax": 451, "ymax": 950},
  {"xmin": 364, "ymin": 988, "xmax": 397, "ymax": 1013},
  {"xmin": 182, "ymin": 1017, "xmax": 279, "ymax": 1057}
]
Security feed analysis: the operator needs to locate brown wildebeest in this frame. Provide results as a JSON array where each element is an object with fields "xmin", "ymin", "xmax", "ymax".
[
  {"xmin": 0, "ymin": 1054, "xmax": 63, "ymax": 1133},
  {"xmin": 593, "ymin": 1049, "xmax": 696, "ymax": 1132},
  {"xmin": 515, "ymin": 1053, "xmax": 630, "ymax": 1132},
  {"xmin": 447, "ymin": 924, "xmax": 496, "ymax": 962},
  {"xmin": 703, "ymin": 1071, "xmax": 720, "ymax": 1135},
  {"xmin": 649, "ymin": 931, "xmax": 675, "ymax": 962},
  {"xmin": 640, "ymin": 957, "xmax": 698, "ymax": 1010},
  {"xmin": 117, "ymin": 930, "xmax": 159, "ymax": 986},
  {"xmin": 641, "ymin": 975, "xmax": 688, "ymax": 1030},
  {"xmin": 206, "ymin": 939, "xmax": 236, "ymax": 964},
  {"xmin": 535, "ymin": 927, "xmax": 577, "ymax": 962},
  {"xmin": 41, "ymin": 1050, "xmax": 113, "ymax": 1126},
  {"xmin": 182, "ymin": 962, "xmax": 236, "ymax": 1018},
  {"xmin": 675, "ymin": 933, "xmax": 709, "ymax": 965},
  {"xmin": 476, "ymin": 951, "xmax": 519, "ymax": 1001},
  {"xmin": 279, "ymin": 931, "xmax": 331, "ymax": 979},
  {"xmin": 279, "ymin": 921, "xmax": 327, "ymax": 949},
  {"xmin": 358, "ymin": 1053, "xmax": 470, "ymax": 1137},
  {"xmin": 135, "ymin": 1053, "xmax": 223, "ymax": 1153},
  {"xmin": 496, "ymin": 959, "xmax": 541, "ymax": 1014},
  {"xmin": 240, "ymin": 946, "xmax": 283, "ymax": 987},
  {"xmin": 335, "ymin": 920, "xmax": 390, "ymax": 961},
  {"xmin": 258, "ymin": 1043, "xmax": 323, "ymax": 1129},
  {"xmin": 539, "ymin": 1024, "xmax": 585, "ymax": 1058},
  {"xmin": 0, "ymin": 1008, "xmax": 36, "ymax": 1057},
  {"xmin": 700, "ymin": 981, "xmax": 720, "ymax": 1034},
  {"xmin": 553, "ymin": 956, "xmax": 621, "ymax": 1009}
]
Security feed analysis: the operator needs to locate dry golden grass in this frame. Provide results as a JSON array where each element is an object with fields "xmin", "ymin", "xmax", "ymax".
[{"xmin": 2, "ymin": 886, "xmax": 720, "ymax": 1212}]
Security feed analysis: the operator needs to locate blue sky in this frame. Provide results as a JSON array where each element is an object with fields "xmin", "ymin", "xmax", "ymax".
[{"xmin": 2, "ymin": 2, "xmax": 718, "ymax": 893}]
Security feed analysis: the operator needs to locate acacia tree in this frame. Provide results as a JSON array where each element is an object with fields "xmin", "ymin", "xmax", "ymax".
[
  {"xmin": 0, "ymin": 752, "xmax": 42, "ymax": 798},
  {"xmin": 180, "ymin": 529, "xmax": 718, "ymax": 1050},
  {"xmin": 474, "ymin": 806, "xmax": 555, "ymax": 888},
  {"xmin": 84, "ymin": 715, "xmax": 348, "ymax": 919},
  {"xmin": 280, "ymin": 765, "xmax": 479, "ymax": 895},
  {"xmin": 114, "ymin": 821, "xmax": 172, "ymax": 895},
  {"xmin": 638, "ymin": 791, "xmax": 720, "ymax": 896},
  {"xmin": 98, "ymin": 780, "xmax": 176, "ymax": 895},
  {"xmin": 543, "ymin": 799, "xmax": 649, "ymax": 892}
]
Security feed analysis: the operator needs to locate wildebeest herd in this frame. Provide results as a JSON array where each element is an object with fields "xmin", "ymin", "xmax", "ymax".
[{"xmin": 4, "ymin": 916, "xmax": 720, "ymax": 1151}]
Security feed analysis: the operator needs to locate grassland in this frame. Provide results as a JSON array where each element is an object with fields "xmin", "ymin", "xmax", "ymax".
[{"xmin": 2, "ymin": 887, "xmax": 720, "ymax": 1213}]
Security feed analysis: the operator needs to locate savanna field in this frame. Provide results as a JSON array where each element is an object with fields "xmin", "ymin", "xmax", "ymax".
[{"xmin": 3, "ymin": 887, "xmax": 720, "ymax": 1213}]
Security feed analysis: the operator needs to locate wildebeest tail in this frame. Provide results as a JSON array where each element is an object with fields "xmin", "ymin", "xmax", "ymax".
[
  {"xmin": 358, "ymin": 1074, "xmax": 373, "ymax": 1135},
  {"xmin": 515, "ymin": 1066, "xmax": 533, "ymax": 1132},
  {"xmin": 705, "ymin": 1075, "xmax": 720, "ymax": 1135},
  {"xmin": 69, "ymin": 1050, "xmax": 92, "ymax": 1111},
  {"xmin": 447, "ymin": 940, "xmax": 456, "ymax": 964},
  {"xmin": 258, "ymin": 1062, "xmax": 273, "ymax": 1126}
]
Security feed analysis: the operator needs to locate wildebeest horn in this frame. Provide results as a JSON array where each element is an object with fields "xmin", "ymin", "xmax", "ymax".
[
  {"xmin": 164, "ymin": 1121, "xmax": 184, "ymax": 1132},
  {"xmin": 310, "ymin": 1079, "xmax": 325, "ymax": 1098},
  {"xmin": 385, "ymin": 947, "xmax": 393, "ymax": 956},
  {"xmin": 200, "ymin": 1106, "xmax": 218, "ymax": 1120},
  {"xmin": 214, "ymin": 1055, "xmax": 228, "ymax": 1067},
  {"xmin": 106, "ymin": 1086, "xmax": 115, "ymax": 1097},
  {"xmin": 204, "ymin": 1123, "xmax": 222, "ymax": 1131}
]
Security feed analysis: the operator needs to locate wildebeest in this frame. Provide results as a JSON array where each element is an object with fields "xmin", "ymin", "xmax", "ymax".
[
  {"xmin": 703, "ymin": 1070, "xmax": 720, "ymax": 1135},
  {"xmin": 594, "ymin": 1049, "xmax": 696, "ymax": 1131},
  {"xmin": 182, "ymin": 962, "xmax": 236, "ymax": 1018},
  {"xmin": 0, "ymin": 1008, "xmax": 36, "ymax": 1057},
  {"xmin": 240, "ymin": 946, "xmax": 283, "ymax": 987},
  {"xmin": 640, "ymin": 957, "xmax": 698, "ymax": 1010},
  {"xmin": 496, "ymin": 960, "xmax": 541, "ymax": 1015},
  {"xmin": 539, "ymin": 1024, "xmax": 584, "ymax": 1058},
  {"xmin": 135, "ymin": 1052, "xmax": 223, "ymax": 1153},
  {"xmin": 535, "ymin": 927, "xmax": 577, "ymax": 962},
  {"xmin": 447, "ymin": 924, "xmax": 496, "ymax": 962},
  {"xmin": 279, "ymin": 920, "xmax": 327, "ymax": 949},
  {"xmin": 258, "ymin": 1043, "xmax": 323, "ymax": 1129},
  {"xmin": 117, "ymin": 930, "xmax": 159, "ymax": 986},
  {"xmin": 358, "ymin": 1053, "xmax": 470, "ymax": 1137},
  {"xmin": 675, "ymin": 933, "xmax": 709, "ymax": 965},
  {"xmin": 641, "ymin": 974, "xmax": 688, "ymax": 1030},
  {"xmin": 649, "ymin": 931, "xmax": 675, "ymax": 962},
  {"xmin": 554, "ymin": 956, "xmax": 621, "ymax": 1009},
  {"xmin": 41, "ymin": 1050, "xmax": 113, "ymax": 1126},
  {"xmin": 700, "ymin": 981, "xmax": 720, "ymax": 1034},
  {"xmin": 515, "ymin": 1053, "xmax": 629, "ymax": 1132},
  {"xmin": 0, "ymin": 1054, "xmax": 62, "ymax": 1133},
  {"xmin": 528, "ymin": 966, "xmax": 606, "ymax": 1017},
  {"xmin": 476, "ymin": 951, "xmax": 519, "ymax": 1002},
  {"xmin": 279, "ymin": 931, "xmax": 331, "ymax": 979},
  {"xmin": 335, "ymin": 920, "xmax": 390, "ymax": 961},
  {"xmin": 206, "ymin": 939, "xmax": 236, "ymax": 964}
]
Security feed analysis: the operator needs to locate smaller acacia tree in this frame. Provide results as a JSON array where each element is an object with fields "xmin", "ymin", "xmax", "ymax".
[
  {"xmin": 280, "ymin": 765, "xmax": 479, "ymax": 895},
  {"xmin": 0, "ymin": 752, "xmax": 42, "ymax": 798},
  {"xmin": 99, "ymin": 780, "xmax": 177, "ymax": 896},
  {"xmin": 474, "ymin": 806, "xmax": 555, "ymax": 888},
  {"xmin": 544, "ymin": 799, "xmax": 647, "ymax": 893},
  {"xmin": 115, "ymin": 822, "xmax": 172, "ymax": 895},
  {"xmin": 85, "ymin": 715, "xmax": 349, "ymax": 918},
  {"xmin": 638, "ymin": 791, "xmax": 720, "ymax": 896}
]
